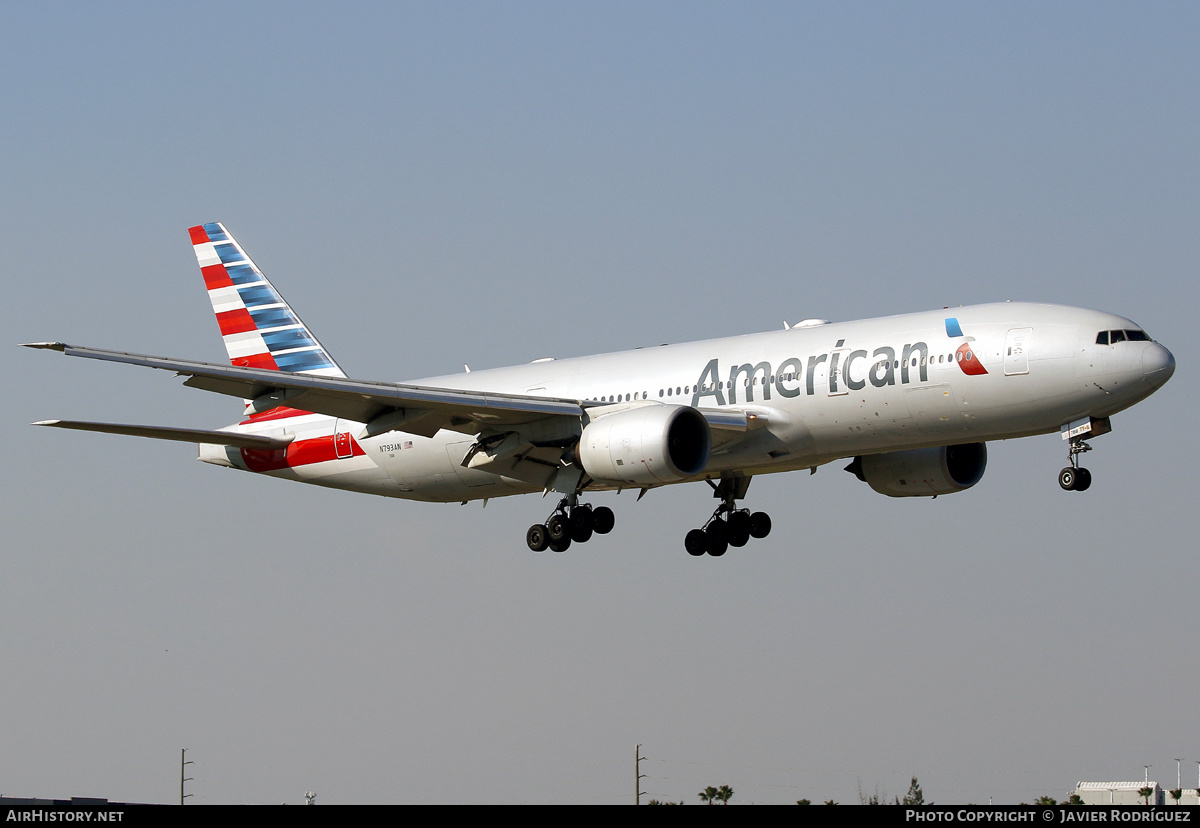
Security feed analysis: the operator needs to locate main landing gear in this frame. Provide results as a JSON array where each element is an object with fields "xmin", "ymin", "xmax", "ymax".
[
  {"xmin": 684, "ymin": 477, "xmax": 771, "ymax": 557},
  {"xmin": 1058, "ymin": 436, "xmax": 1093, "ymax": 492},
  {"xmin": 526, "ymin": 496, "xmax": 615, "ymax": 552}
]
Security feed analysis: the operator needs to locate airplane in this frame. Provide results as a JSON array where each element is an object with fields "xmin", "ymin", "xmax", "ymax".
[{"xmin": 25, "ymin": 222, "xmax": 1176, "ymax": 555}]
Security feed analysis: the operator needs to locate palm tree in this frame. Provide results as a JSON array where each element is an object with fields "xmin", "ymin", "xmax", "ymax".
[
  {"xmin": 1138, "ymin": 786, "xmax": 1153, "ymax": 805},
  {"xmin": 717, "ymin": 785, "xmax": 733, "ymax": 804},
  {"xmin": 698, "ymin": 786, "xmax": 719, "ymax": 805},
  {"xmin": 1171, "ymin": 789, "xmax": 1182, "ymax": 806}
]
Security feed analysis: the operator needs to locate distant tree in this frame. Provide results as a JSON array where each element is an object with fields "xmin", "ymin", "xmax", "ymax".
[
  {"xmin": 1034, "ymin": 796, "xmax": 1058, "ymax": 806},
  {"xmin": 716, "ymin": 785, "xmax": 733, "ymax": 805},
  {"xmin": 646, "ymin": 799, "xmax": 682, "ymax": 805},
  {"xmin": 1066, "ymin": 794, "xmax": 1084, "ymax": 805},
  {"xmin": 901, "ymin": 777, "xmax": 929, "ymax": 806},
  {"xmin": 824, "ymin": 799, "xmax": 838, "ymax": 805},
  {"xmin": 1138, "ymin": 786, "xmax": 1153, "ymax": 805},
  {"xmin": 1170, "ymin": 789, "xmax": 1182, "ymax": 806},
  {"xmin": 796, "ymin": 799, "xmax": 811, "ymax": 805},
  {"xmin": 698, "ymin": 786, "xmax": 719, "ymax": 805},
  {"xmin": 858, "ymin": 781, "xmax": 888, "ymax": 805}
]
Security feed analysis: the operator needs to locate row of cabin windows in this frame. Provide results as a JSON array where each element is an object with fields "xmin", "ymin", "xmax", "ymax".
[
  {"xmin": 1096, "ymin": 329, "xmax": 1150, "ymax": 345},
  {"xmin": 585, "ymin": 351, "xmax": 979, "ymax": 403}
]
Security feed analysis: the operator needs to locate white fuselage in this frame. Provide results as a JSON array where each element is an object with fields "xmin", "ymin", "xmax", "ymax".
[{"xmin": 210, "ymin": 302, "xmax": 1174, "ymax": 502}]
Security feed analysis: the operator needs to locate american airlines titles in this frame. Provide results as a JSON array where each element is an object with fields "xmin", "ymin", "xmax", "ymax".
[{"xmin": 689, "ymin": 338, "xmax": 933, "ymax": 408}]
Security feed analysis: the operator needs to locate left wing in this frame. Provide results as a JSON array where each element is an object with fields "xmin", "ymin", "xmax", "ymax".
[{"xmin": 23, "ymin": 342, "xmax": 584, "ymax": 438}]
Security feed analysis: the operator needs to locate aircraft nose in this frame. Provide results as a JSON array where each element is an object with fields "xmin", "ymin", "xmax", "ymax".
[{"xmin": 1142, "ymin": 342, "xmax": 1175, "ymax": 388}]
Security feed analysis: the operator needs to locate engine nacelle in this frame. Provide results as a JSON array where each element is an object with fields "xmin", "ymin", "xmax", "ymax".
[
  {"xmin": 577, "ymin": 404, "xmax": 711, "ymax": 486},
  {"xmin": 847, "ymin": 442, "xmax": 987, "ymax": 497}
]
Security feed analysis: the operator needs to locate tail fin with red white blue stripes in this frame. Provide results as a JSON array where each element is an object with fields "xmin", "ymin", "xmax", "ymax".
[{"xmin": 188, "ymin": 222, "xmax": 346, "ymax": 378}]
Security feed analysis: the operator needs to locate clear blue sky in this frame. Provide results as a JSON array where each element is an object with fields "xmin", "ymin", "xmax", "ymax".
[{"xmin": 3, "ymin": 1, "xmax": 1197, "ymax": 804}]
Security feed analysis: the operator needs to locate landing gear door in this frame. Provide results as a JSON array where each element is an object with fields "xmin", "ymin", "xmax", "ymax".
[{"xmin": 1004, "ymin": 328, "xmax": 1032, "ymax": 376}]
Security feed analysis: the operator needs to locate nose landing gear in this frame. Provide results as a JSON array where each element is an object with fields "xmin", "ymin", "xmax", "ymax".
[
  {"xmin": 526, "ymin": 495, "xmax": 615, "ymax": 552},
  {"xmin": 1059, "ymin": 436, "xmax": 1093, "ymax": 492}
]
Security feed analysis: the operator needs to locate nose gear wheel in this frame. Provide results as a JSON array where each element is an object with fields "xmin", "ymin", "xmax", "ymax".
[{"xmin": 1059, "ymin": 436, "xmax": 1094, "ymax": 492}]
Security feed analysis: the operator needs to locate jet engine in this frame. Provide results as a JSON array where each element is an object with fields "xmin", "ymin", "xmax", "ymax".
[
  {"xmin": 576, "ymin": 404, "xmax": 711, "ymax": 486},
  {"xmin": 845, "ymin": 442, "xmax": 987, "ymax": 497}
]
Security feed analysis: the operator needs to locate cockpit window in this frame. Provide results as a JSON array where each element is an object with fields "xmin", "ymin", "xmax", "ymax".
[{"xmin": 1097, "ymin": 328, "xmax": 1150, "ymax": 345}]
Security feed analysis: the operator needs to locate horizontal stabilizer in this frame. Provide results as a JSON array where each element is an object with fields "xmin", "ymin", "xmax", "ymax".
[{"xmin": 32, "ymin": 420, "xmax": 293, "ymax": 449}]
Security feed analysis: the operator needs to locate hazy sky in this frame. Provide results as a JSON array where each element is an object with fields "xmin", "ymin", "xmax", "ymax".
[{"xmin": 3, "ymin": 1, "xmax": 1197, "ymax": 805}]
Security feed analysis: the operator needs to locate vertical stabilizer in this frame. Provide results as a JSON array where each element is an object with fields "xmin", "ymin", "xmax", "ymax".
[{"xmin": 188, "ymin": 222, "xmax": 346, "ymax": 377}]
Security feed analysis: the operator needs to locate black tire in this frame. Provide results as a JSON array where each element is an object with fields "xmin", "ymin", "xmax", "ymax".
[
  {"xmin": 728, "ymin": 524, "xmax": 750, "ymax": 548},
  {"xmin": 685, "ymin": 529, "xmax": 708, "ymax": 556},
  {"xmin": 1058, "ymin": 467, "xmax": 1077, "ymax": 491},
  {"xmin": 592, "ymin": 506, "xmax": 615, "ymax": 534},
  {"xmin": 728, "ymin": 510, "xmax": 751, "ymax": 538},
  {"xmin": 570, "ymin": 522, "xmax": 594, "ymax": 544},
  {"xmin": 526, "ymin": 524, "xmax": 550, "ymax": 552},
  {"xmin": 548, "ymin": 534, "xmax": 572, "ymax": 553},
  {"xmin": 570, "ymin": 505, "xmax": 595, "ymax": 534},
  {"xmin": 1074, "ymin": 467, "xmax": 1092, "ymax": 491},
  {"xmin": 547, "ymin": 514, "xmax": 569, "ymax": 541},
  {"xmin": 705, "ymin": 524, "xmax": 728, "ymax": 556},
  {"xmin": 749, "ymin": 512, "xmax": 772, "ymax": 539},
  {"xmin": 706, "ymin": 517, "xmax": 728, "ymax": 543}
]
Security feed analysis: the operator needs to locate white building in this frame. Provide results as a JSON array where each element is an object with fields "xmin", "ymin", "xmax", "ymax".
[{"xmin": 1073, "ymin": 782, "xmax": 1164, "ymax": 806}]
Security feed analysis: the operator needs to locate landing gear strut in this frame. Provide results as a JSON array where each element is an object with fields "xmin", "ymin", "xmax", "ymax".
[
  {"xmin": 1059, "ymin": 436, "xmax": 1093, "ymax": 492},
  {"xmin": 526, "ymin": 494, "xmax": 615, "ymax": 552},
  {"xmin": 685, "ymin": 476, "xmax": 771, "ymax": 557}
]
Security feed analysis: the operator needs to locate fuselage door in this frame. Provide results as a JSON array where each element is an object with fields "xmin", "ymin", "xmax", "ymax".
[
  {"xmin": 1003, "ymin": 328, "xmax": 1032, "ymax": 376},
  {"xmin": 827, "ymin": 348, "xmax": 850, "ymax": 396},
  {"xmin": 334, "ymin": 419, "xmax": 354, "ymax": 459}
]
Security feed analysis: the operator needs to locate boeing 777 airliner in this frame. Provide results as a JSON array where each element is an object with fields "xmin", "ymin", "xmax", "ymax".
[{"xmin": 26, "ymin": 223, "xmax": 1176, "ymax": 555}]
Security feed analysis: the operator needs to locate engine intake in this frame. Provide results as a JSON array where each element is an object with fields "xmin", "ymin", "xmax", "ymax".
[
  {"xmin": 846, "ymin": 442, "xmax": 987, "ymax": 497},
  {"xmin": 577, "ymin": 404, "xmax": 711, "ymax": 486}
]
